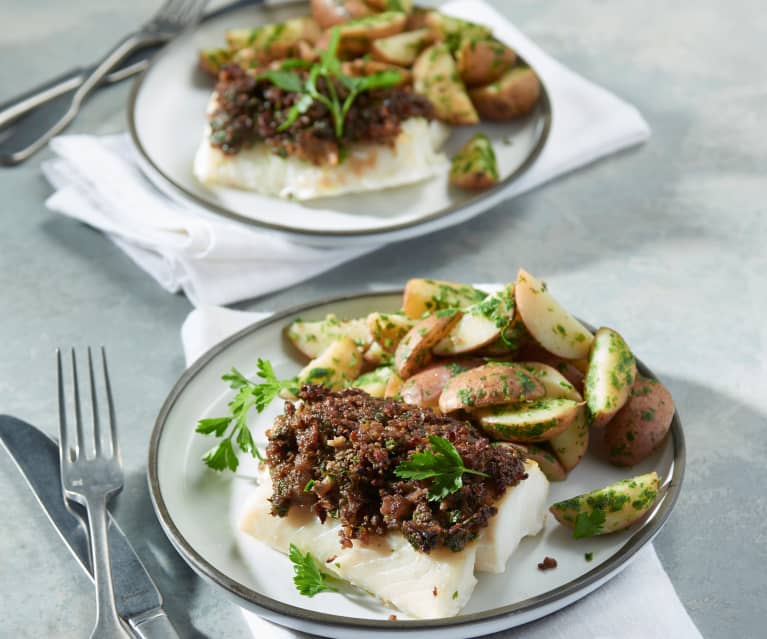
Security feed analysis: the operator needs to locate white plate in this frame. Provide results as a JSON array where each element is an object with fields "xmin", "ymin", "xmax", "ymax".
[
  {"xmin": 147, "ymin": 290, "xmax": 684, "ymax": 639},
  {"xmin": 128, "ymin": 1, "xmax": 551, "ymax": 247}
]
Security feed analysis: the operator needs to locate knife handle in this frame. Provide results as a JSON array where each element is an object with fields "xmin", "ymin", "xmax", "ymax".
[{"xmin": 129, "ymin": 610, "xmax": 181, "ymax": 639}]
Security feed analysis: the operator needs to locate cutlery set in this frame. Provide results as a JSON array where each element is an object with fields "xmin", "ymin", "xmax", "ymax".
[{"xmin": 0, "ymin": 349, "xmax": 179, "ymax": 638}]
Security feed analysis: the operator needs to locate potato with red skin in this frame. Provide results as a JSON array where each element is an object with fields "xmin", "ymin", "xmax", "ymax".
[
  {"xmin": 439, "ymin": 363, "xmax": 545, "ymax": 413},
  {"xmin": 394, "ymin": 311, "xmax": 463, "ymax": 379},
  {"xmin": 311, "ymin": 0, "xmax": 373, "ymax": 29},
  {"xmin": 413, "ymin": 44, "xmax": 479, "ymax": 125},
  {"xmin": 605, "ymin": 377, "xmax": 675, "ymax": 466},
  {"xmin": 469, "ymin": 67, "xmax": 541, "ymax": 121},
  {"xmin": 515, "ymin": 343, "xmax": 586, "ymax": 392},
  {"xmin": 504, "ymin": 443, "xmax": 566, "ymax": 481},
  {"xmin": 476, "ymin": 398, "xmax": 585, "ymax": 442},
  {"xmin": 402, "ymin": 278, "xmax": 486, "ymax": 320},
  {"xmin": 456, "ymin": 38, "xmax": 516, "ymax": 87},
  {"xmin": 400, "ymin": 358, "xmax": 483, "ymax": 409}
]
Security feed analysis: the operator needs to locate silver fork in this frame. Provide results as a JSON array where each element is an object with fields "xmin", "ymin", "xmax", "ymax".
[
  {"xmin": 3, "ymin": 0, "xmax": 208, "ymax": 165},
  {"xmin": 57, "ymin": 348, "xmax": 132, "ymax": 639}
]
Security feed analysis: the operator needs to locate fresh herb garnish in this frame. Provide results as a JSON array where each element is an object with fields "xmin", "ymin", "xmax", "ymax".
[
  {"xmin": 196, "ymin": 359, "xmax": 297, "ymax": 472},
  {"xmin": 289, "ymin": 543, "xmax": 338, "ymax": 596},
  {"xmin": 573, "ymin": 509, "xmax": 606, "ymax": 539},
  {"xmin": 264, "ymin": 27, "xmax": 402, "ymax": 139},
  {"xmin": 394, "ymin": 435, "xmax": 488, "ymax": 501}
]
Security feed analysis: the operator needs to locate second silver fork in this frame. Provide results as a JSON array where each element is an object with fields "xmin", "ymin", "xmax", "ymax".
[{"xmin": 57, "ymin": 347, "xmax": 132, "ymax": 639}]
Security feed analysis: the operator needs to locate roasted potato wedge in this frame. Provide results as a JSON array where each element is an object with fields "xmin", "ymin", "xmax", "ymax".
[
  {"xmin": 604, "ymin": 377, "xmax": 675, "ymax": 466},
  {"xmin": 549, "ymin": 472, "xmax": 660, "ymax": 538},
  {"xmin": 434, "ymin": 285, "xmax": 514, "ymax": 355},
  {"xmin": 424, "ymin": 12, "xmax": 491, "ymax": 51},
  {"xmin": 469, "ymin": 66, "xmax": 541, "ymax": 121},
  {"xmin": 311, "ymin": 0, "xmax": 373, "ymax": 29},
  {"xmin": 584, "ymin": 327, "xmax": 637, "ymax": 427},
  {"xmin": 413, "ymin": 44, "xmax": 479, "ymax": 125},
  {"xmin": 348, "ymin": 366, "xmax": 394, "ymax": 398},
  {"xmin": 199, "ymin": 48, "xmax": 233, "ymax": 75},
  {"xmin": 286, "ymin": 314, "xmax": 371, "ymax": 359},
  {"xmin": 402, "ymin": 278, "xmax": 487, "ymax": 319},
  {"xmin": 370, "ymin": 27, "xmax": 431, "ymax": 66},
  {"xmin": 337, "ymin": 10, "xmax": 408, "ymax": 52},
  {"xmin": 394, "ymin": 311, "xmax": 463, "ymax": 378},
  {"xmin": 449, "ymin": 132, "xmax": 499, "ymax": 191},
  {"xmin": 548, "ymin": 403, "xmax": 589, "ymax": 472},
  {"xmin": 367, "ymin": 312, "xmax": 416, "ymax": 353},
  {"xmin": 297, "ymin": 336, "xmax": 363, "ymax": 389},
  {"xmin": 518, "ymin": 361, "xmax": 582, "ymax": 401},
  {"xmin": 456, "ymin": 37, "xmax": 516, "ymax": 87},
  {"xmin": 400, "ymin": 358, "xmax": 482, "ymax": 409},
  {"xmin": 439, "ymin": 363, "xmax": 545, "ymax": 413},
  {"xmin": 226, "ymin": 16, "xmax": 321, "ymax": 61},
  {"xmin": 476, "ymin": 398, "xmax": 585, "ymax": 442},
  {"xmin": 506, "ymin": 443, "xmax": 566, "ymax": 482},
  {"xmin": 516, "ymin": 343, "xmax": 586, "ymax": 391},
  {"xmin": 515, "ymin": 269, "xmax": 594, "ymax": 360}
]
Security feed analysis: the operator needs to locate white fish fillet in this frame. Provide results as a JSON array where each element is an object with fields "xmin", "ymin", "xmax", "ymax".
[
  {"xmin": 193, "ymin": 107, "xmax": 450, "ymax": 200},
  {"xmin": 239, "ymin": 460, "xmax": 548, "ymax": 618}
]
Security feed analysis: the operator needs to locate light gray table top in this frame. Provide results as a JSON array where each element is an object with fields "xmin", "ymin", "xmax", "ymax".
[{"xmin": 1, "ymin": 1, "xmax": 764, "ymax": 637}]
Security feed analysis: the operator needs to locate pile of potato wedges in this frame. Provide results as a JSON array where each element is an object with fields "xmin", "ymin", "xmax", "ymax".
[{"xmin": 284, "ymin": 270, "xmax": 676, "ymax": 538}]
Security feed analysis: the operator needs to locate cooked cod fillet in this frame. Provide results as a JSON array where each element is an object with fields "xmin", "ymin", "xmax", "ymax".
[
  {"xmin": 239, "ymin": 460, "xmax": 548, "ymax": 618},
  {"xmin": 193, "ymin": 116, "xmax": 450, "ymax": 200}
]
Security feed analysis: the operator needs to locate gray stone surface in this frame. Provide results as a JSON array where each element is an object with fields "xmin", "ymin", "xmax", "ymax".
[{"xmin": 0, "ymin": 1, "xmax": 764, "ymax": 637}]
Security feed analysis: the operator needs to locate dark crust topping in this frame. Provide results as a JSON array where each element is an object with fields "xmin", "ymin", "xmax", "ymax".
[
  {"xmin": 265, "ymin": 385, "xmax": 528, "ymax": 553},
  {"xmin": 208, "ymin": 64, "xmax": 434, "ymax": 165}
]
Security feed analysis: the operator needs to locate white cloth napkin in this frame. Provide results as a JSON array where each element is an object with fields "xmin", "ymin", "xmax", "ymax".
[
  {"xmin": 43, "ymin": 0, "xmax": 650, "ymax": 307},
  {"xmin": 181, "ymin": 305, "xmax": 702, "ymax": 639}
]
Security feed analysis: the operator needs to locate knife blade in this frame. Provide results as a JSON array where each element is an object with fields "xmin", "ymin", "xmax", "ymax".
[{"xmin": 0, "ymin": 415, "xmax": 179, "ymax": 639}]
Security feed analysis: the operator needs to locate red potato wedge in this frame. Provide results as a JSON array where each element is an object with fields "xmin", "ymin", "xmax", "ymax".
[
  {"xmin": 226, "ymin": 17, "xmax": 322, "ymax": 63},
  {"xmin": 456, "ymin": 37, "xmax": 516, "ymax": 87},
  {"xmin": 402, "ymin": 278, "xmax": 487, "ymax": 319},
  {"xmin": 311, "ymin": 0, "xmax": 373, "ymax": 29},
  {"xmin": 505, "ymin": 443, "xmax": 566, "ymax": 481},
  {"xmin": 340, "ymin": 59, "xmax": 412, "ymax": 84},
  {"xmin": 362, "ymin": 340, "xmax": 389, "ymax": 366},
  {"xmin": 424, "ymin": 12, "xmax": 491, "ymax": 50},
  {"xmin": 604, "ymin": 377, "xmax": 675, "ymax": 466},
  {"xmin": 405, "ymin": 7, "xmax": 433, "ymax": 30},
  {"xmin": 439, "ymin": 363, "xmax": 545, "ymax": 413},
  {"xmin": 469, "ymin": 66, "xmax": 541, "ymax": 121},
  {"xmin": 384, "ymin": 371, "xmax": 404, "ymax": 398},
  {"xmin": 514, "ymin": 269, "xmax": 594, "ymax": 360},
  {"xmin": 515, "ymin": 343, "xmax": 585, "ymax": 391},
  {"xmin": 400, "ymin": 358, "xmax": 483, "ymax": 409},
  {"xmin": 549, "ymin": 472, "xmax": 660, "ymax": 538},
  {"xmin": 367, "ymin": 312, "xmax": 416, "ymax": 353},
  {"xmin": 370, "ymin": 27, "xmax": 431, "ymax": 66},
  {"xmin": 366, "ymin": 0, "xmax": 413, "ymax": 12},
  {"xmin": 297, "ymin": 336, "xmax": 363, "ymax": 390},
  {"xmin": 517, "ymin": 361, "xmax": 583, "ymax": 401},
  {"xmin": 548, "ymin": 403, "xmax": 589, "ymax": 472},
  {"xmin": 348, "ymin": 366, "xmax": 394, "ymax": 398},
  {"xmin": 394, "ymin": 311, "xmax": 463, "ymax": 379},
  {"xmin": 286, "ymin": 314, "xmax": 371, "ymax": 359},
  {"xmin": 433, "ymin": 285, "xmax": 514, "ymax": 356},
  {"xmin": 413, "ymin": 44, "xmax": 479, "ymax": 125},
  {"xmin": 475, "ymin": 398, "xmax": 585, "ymax": 442},
  {"xmin": 584, "ymin": 327, "xmax": 637, "ymax": 427}
]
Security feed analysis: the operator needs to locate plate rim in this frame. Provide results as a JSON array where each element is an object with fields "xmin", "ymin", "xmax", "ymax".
[
  {"xmin": 126, "ymin": 0, "xmax": 552, "ymax": 241},
  {"xmin": 147, "ymin": 289, "xmax": 686, "ymax": 631}
]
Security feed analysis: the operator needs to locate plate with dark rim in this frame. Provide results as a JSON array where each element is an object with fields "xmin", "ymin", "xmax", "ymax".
[
  {"xmin": 128, "ymin": 0, "xmax": 551, "ymax": 247},
  {"xmin": 147, "ymin": 288, "xmax": 684, "ymax": 638}
]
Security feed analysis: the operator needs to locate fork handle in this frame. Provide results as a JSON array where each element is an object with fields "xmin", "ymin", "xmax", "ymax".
[
  {"xmin": 86, "ymin": 495, "xmax": 133, "ymax": 639},
  {"xmin": 1, "ymin": 33, "xmax": 163, "ymax": 165}
]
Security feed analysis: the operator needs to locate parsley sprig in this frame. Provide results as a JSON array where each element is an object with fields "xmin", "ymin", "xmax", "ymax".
[
  {"xmin": 196, "ymin": 359, "xmax": 297, "ymax": 472},
  {"xmin": 259, "ymin": 27, "xmax": 402, "ymax": 139},
  {"xmin": 394, "ymin": 435, "xmax": 489, "ymax": 501},
  {"xmin": 289, "ymin": 543, "xmax": 338, "ymax": 596}
]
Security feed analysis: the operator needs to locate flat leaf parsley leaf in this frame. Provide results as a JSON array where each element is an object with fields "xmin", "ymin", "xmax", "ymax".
[
  {"xmin": 573, "ymin": 509, "xmax": 606, "ymax": 539},
  {"xmin": 196, "ymin": 358, "xmax": 297, "ymax": 472},
  {"xmin": 289, "ymin": 543, "xmax": 337, "ymax": 597},
  {"xmin": 394, "ymin": 435, "xmax": 488, "ymax": 501}
]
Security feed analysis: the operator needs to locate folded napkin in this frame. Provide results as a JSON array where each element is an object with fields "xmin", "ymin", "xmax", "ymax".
[
  {"xmin": 43, "ymin": 0, "xmax": 650, "ymax": 307},
  {"xmin": 181, "ymin": 305, "xmax": 702, "ymax": 639}
]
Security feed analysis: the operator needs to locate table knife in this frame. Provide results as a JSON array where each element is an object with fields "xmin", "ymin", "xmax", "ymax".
[{"xmin": 0, "ymin": 414, "xmax": 180, "ymax": 639}]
